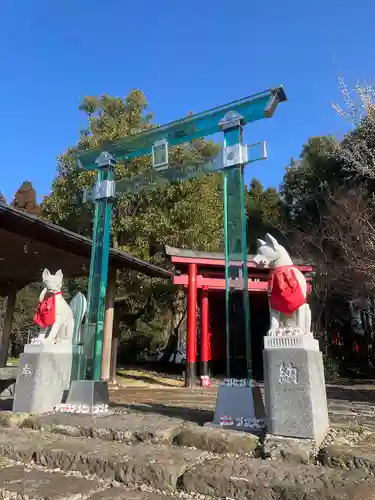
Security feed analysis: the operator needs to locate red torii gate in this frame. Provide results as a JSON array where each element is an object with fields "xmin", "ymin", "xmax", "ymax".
[{"xmin": 166, "ymin": 246, "xmax": 314, "ymax": 387}]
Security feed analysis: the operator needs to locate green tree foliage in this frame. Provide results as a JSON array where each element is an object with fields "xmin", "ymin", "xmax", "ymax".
[
  {"xmin": 42, "ymin": 90, "xmax": 224, "ymax": 352},
  {"xmin": 281, "ymin": 136, "xmax": 343, "ymax": 227},
  {"xmin": 11, "ymin": 283, "xmax": 41, "ymax": 345},
  {"xmin": 245, "ymin": 178, "xmax": 283, "ymax": 252},
  {"xmin": 43, "ymin": 90, "xmax": 223, "ymax": 252}
]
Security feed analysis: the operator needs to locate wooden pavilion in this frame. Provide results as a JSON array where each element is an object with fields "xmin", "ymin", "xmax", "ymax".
[{"xmin": 0, "ymin": 203, "xmax": 172, "ymax": 377}]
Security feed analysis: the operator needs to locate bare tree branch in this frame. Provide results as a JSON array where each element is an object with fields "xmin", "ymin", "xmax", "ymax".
[{"xmin": 332, "ymin": 75, "xmax": 375, "ymax": 179}]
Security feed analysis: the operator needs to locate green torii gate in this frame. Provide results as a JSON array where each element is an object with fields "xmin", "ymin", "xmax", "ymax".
[{"xmin": 68, "ymin": 86, "xmax": 287, "ymax": 409}]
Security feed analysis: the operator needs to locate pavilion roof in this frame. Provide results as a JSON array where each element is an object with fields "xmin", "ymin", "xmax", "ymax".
[{"xmin": 0, "ymin": 204, "xmax": 171, "ymax": 294}]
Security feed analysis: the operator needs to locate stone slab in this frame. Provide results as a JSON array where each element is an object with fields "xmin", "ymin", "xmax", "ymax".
[
  {"xmin": 13, "ymin": 352, "xmax": 72, "ymax": 413},
  {"xmin": 0, "ymin": 465, "xmax": 101, "ymax": 499},
  {"xmin": 0, "ymin": 412, "xmax": 30, "ymax": 428},
  {"xmin": 22, "ymin": 411, "xmax": 185, "ymax": 444},
  {"xmin": 174, "ymin": 424, "xmax": 260, "ymax": 455},
  {"xmin": 88, "ymin": 488, "xmax": 181, "ymax": 500},
  {"xmin": 181, "ymin": 455, "xmax": 372, "ymax": 499},
  {"xmin": 319, "ymin": 438, "xmax": 375, "ymax": 474},
  {"xmin": 263, "ymin": 347, "xmax": 329, "ymax": 444},
  {"xmin": 0, "ymin": 427, "xmax": 206, "ymax": 491},
  {"xmin": 263, "ymin": 434, "xmax": 315, "ymax": 464}
]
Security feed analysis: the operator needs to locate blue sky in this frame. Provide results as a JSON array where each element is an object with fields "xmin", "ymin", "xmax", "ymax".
[{"xmin": 0, "ymin": 0, "xmax": 373, "ymax": 202}]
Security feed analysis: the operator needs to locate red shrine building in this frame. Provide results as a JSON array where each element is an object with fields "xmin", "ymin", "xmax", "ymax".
[{"xmin": 165, "ymin": 246, "xmax": 314, "ymax": 387}]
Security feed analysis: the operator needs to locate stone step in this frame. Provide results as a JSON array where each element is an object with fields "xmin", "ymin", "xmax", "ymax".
[
  {"xmin": 2, "ymin": 409, "xmax": 375, "ymax": 466},
  {"xmin": 0, "ymin": 465, "xmax": 181, "ymax": 500},
  {"xmin": 19, "ymin": 411, "xmax": 186, "ymax": 445},
  {"xmin": 87, "ymin": 489, "xmax": 182, "ymax": 500},
  {"xmin": 0, "ymin": 427, "xmax": 207, "ymax": 491},
  {"xmin": 0, "ymin": 428, "xmax": 374, "ymax": 499},
  {"xmin": 0, "ymin": 411, "xmax": 261, "ymax": 456},
  {"xmin": 181, "ymin": 455, "xmax": 375, "ymax": 500}
]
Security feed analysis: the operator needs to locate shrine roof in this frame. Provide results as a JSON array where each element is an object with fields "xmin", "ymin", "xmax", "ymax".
[
  {"xmin": 0, "ymin": 204, "xmax": 171, "ymax": 294},
  {"xmin": 165, "ymin": 245, "xmax": 313, "ymax": 270}
]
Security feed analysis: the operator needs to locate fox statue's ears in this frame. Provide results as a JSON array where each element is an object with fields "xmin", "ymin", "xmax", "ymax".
[
  {"xmin": 256, "ymin": 239, "xmax": 266, "ymax": 249},
  {"xmin": 42, "ymin": 269, "xmax": 51, "ymax": 281},
  {"xmin": 42, "ymin": 269, "xmax": 63, "ymax": 280},
  {"xmin": 265, "ymin": 233, "xmax": 279, "ymax": 252}
]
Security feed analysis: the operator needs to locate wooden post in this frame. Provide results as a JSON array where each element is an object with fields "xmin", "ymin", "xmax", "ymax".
[
  {"xmin": 110, "ymin": 315, "xmax": 119, "ymax": 384},
  {"xmin": 101, "ymin": 268, "xmax": 116, "ymax": 381},
  {"xmin": 0, "ymin": 288, "xmax": 17, "ymax": 367}
]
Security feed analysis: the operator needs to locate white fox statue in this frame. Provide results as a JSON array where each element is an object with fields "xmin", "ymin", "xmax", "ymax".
[
  {"xmin": 33, "ymin": 269, "xmax": 75, "ymax": 345},
  {"xmin": 252, "ymin": 233, "xmax": 312, "ymax": 336}
]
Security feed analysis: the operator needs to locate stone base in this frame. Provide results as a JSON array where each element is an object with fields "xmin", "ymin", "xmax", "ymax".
[
  {"xmin": 65, "ymin": 380, "xmax": 109, "ymax": 411},
  {"xmin": 263, "ymin": 339, "xmax": 329, "ymax": 445},
  {"xmin": 207, "ymin": 382, "xmax": 265, "ymax": 432},
  {"xmin": 13, "ymin": 350, "xmax": 72, "ymax": 413},
  {"xmin": 264, "ymin": 335, "xmax": 319, "ymax": 351}
]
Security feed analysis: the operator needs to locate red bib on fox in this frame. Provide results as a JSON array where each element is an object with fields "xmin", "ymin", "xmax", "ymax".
[
  {"xmin": 268, "ymin": 266, "xmax": 305, "ymax": 315},
  {"xmin": 33, "ymin": 291, "xmax": 62, "ymax": 329}
]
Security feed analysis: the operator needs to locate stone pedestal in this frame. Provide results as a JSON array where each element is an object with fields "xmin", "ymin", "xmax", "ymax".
[
  {"xmin": 206, "ymin": 380, "xmax": 265, "ymax": 432},
  {"xmin": 263, "ymin": 335, "xmax": 329, "ymax": 445},
  {"xmin": 13, "ymin": 343, "xmax": 72, "ymax": 413},
  {"xmin": 65, "ymin": 380, "xmax": 110, "ymax": 411}
]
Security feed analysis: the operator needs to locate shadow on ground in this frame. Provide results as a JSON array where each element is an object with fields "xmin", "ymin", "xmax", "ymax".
[
  {"xmin": 116, "ymin": 372, "xmax": 182, "ymax": 388},
  {"xmin": 326, "ymin": 383, "xmax": 375, "ymax": 403},
  {"xmin": 118, "ymin": 362, "xmax": 185, "ymax": 376},
  {"xmin": 111, "ymin": 401, "xmax": 213, "ymax": 425}
]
